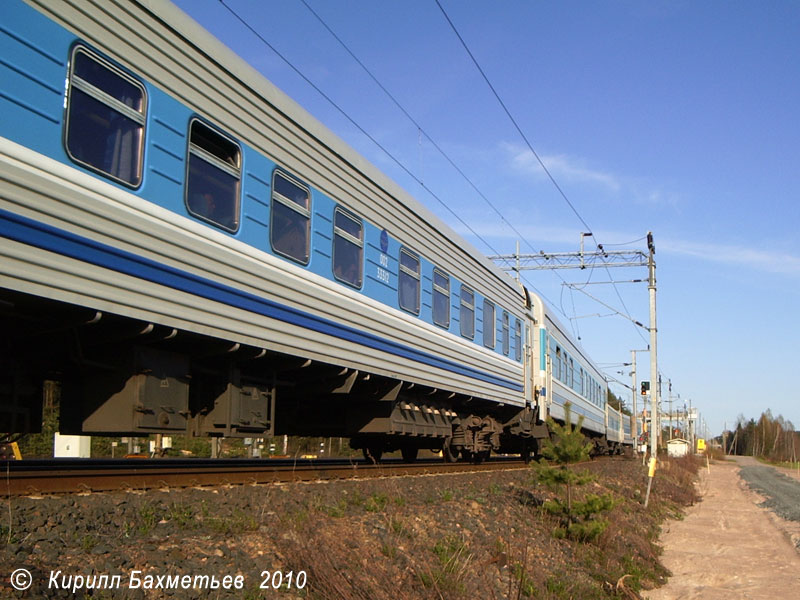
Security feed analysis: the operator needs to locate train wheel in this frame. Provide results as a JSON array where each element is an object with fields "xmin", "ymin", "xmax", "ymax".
[
  {"xmin": 400, "ymin": 446, "xmax": 418, "ymax": 463},
  {"xmin": 520, "ymin": 440, "xmax": 532, "ymax": 464},
  {"xmin": 362, "ymin": 446, "xmax": 383, "ymax": 464},
  {"xmin": 442, "ymin": 437, "xmax": 459, "ymax": 463}
]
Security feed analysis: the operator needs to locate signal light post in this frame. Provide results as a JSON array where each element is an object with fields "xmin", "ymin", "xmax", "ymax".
[{"xmin": 628, "ymin": 348, "xmax": 648, "ymax": 453}]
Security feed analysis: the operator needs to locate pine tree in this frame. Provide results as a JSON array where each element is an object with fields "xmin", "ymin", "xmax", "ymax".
[
  {"xmin": 540, "ymin": 403, "xmax": 593, "ymax": 465},
  {"xmin": 532, "ymin": 403, "xmax": 616, "ymax": 542}
]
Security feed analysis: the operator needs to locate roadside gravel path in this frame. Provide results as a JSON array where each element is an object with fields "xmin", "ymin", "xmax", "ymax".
[
  {"xmin": 645, "ymin": 456, "xmax": 800, "ymax": 599},
  {"xmin": 739, "ymin": 461, "xmax": 800, "ymax": 523}
]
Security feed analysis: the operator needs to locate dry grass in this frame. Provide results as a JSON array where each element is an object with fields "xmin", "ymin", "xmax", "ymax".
[{"xmin": 264, "ymin": 456, "xmax": 702, "ymax": 599}]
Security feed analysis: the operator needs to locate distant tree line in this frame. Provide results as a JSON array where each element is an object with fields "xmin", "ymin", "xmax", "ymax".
[
  {"xmin": 724, "ymin": 410, "xmax": 798, "ymax": 462},
  {"xmin": 606, "ymin": 389, "xmax": 631, "ymax": 416}
]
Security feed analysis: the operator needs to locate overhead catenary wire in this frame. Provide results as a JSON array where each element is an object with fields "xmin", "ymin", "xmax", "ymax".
[
  {"xmin": 299, "ymin": 0, "xmax": 532, "ymax": 248},
  {"xmin": 434, "ymin": 0, "xmax": 650, "ymax": 346},
  {"xmin": 216, "ymin": 0, "xmax": 502, "ymax": 259},
  {"xmin": 433, "ymin": 0, "xmax": 592, "ymax": 235},
  {"xmin": 218, "ymin": 0, "xmax": 572, "ymax": 315},
  {"xmin": 218, "ymin": 0, "xmax": 645, "ymax": 332},
  {"xmin": 296, "ymin": 0, "xmax": 569, "ymax": 314},
  {"xmin": 601, "ymin": 234, "xmax": 648, "ymax": 247},
  {"xmin": 216, "ymin": 1, "xmax": 572, "ymax": 307}
]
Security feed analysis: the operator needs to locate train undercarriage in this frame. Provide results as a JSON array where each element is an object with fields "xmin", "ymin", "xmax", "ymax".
[{"xmin": 1, "ymin": 288, "xmax": 549, "ymax": 461}]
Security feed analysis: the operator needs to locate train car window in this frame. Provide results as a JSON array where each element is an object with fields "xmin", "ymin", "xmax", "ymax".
[
  {"xmin": 502, "ymin": 311, "xmax": 510, "ymax": 355},
  {"xmin": 432, "ymin": 269, "xmax": 450, "ymax": 328},
  {"xmin": 557, "ymin": 349, "xmax": 567, "ymax": 381},
  {"xmin": 515, "ymin": 320, "xmax": 522, "ymax": 362},
  {"xmin": 65, "ymin": 46, "xmax": 146, "ymax": 187},
  {"xmin": 460, "ymin": 285, "xmax": 475, "ymax": 339},
  {"xmin": 569, "ymin": 358, "xmax": 575, "ymax": 390},
  {"xmin": 554, "ymin": 345, "xmax": 562, "ymax": 381},
  {"xmin": 271, "ymin": 170, "xmax": 311, "ymax": 264},
  {"xmin": 483, "ymin": 299, "xmax": 496, "ymax": 349},
  {"xmin": 332, "ymin": 208, "xmax": 363, "ymax": 288},
  {"xmin": 398, "ymin": 248, "xmax": 420, "ymax": 315},
  {"xmin": 185, "ymin": 120, "xmax": 241, "ymax": 232}
]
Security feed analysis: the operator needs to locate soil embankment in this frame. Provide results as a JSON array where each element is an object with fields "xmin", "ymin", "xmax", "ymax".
[
  {"xmin": 2, "ymin": 457, "xmax": 698, "ymax": 599},
  {"xmin": 646, "ymin": 456, "xmax": 800, "ymax": 599}
]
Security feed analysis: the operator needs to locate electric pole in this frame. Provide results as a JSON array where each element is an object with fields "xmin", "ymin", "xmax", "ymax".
[{"xmin": 647, "ymin": 232, "xmax": 658, "ymax": 460}]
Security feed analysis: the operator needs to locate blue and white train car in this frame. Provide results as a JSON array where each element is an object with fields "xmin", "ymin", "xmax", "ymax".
[
  {"xmin": 531, "ymin": 294, "xmax": 629, "ymax": 454},
  {"xmin": 537, "ymin": 299, "xmax": 606, "ymax": 433},
  {"xmin": 0, "ymin": 0, "xmax": 541, "ymax": 460},
  {"xmin": 1, "ymin": 0, "xmax": 631, "ymax": 460}
]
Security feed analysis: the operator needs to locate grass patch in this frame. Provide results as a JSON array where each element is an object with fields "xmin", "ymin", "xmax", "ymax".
[
  {"xmin": 136, "ymin": 502, "xmax": 159, "ymax": 536},
  {"xmin": 365, "ymin": 492, "xmax": 389, "ymax": 513},
  {"xmin": 418, "ymin": 535, "xmax": 472, "ymax": 594}
]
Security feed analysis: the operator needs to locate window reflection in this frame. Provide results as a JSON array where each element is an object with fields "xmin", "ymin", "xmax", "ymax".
[
  {"xmin": 185, "ymin": 120, "xmax": 240, "ymax": 232},
  {"xmin": 65, "ymin": 48, "xmax": 145, "ymax": 186},
  {"xmin": 271, "ymin": 171, "xmax": 310, "ymax": 263},
  {"xmin": 333, "ymin": 208, "xmax": 363, "ymax": 287},
  {"xmin": 398, "ymin": 249, "xmax": 420, "ymax": 314}
]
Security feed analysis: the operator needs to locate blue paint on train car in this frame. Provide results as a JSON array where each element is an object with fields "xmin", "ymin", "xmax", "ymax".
[
  {"xmin": 0, "ymin": 1, "xmax": 71, "ymax": 159},
  {"xmin": 540, "ymin": 328, "xmax": 547, "ymax": 371},
  {"xmin": 146, "ymin": 98, "xmax": 193, "ymax": 214}
]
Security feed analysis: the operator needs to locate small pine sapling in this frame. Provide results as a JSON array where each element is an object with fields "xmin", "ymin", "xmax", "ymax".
[{"xmin": 532, "ymin": 403, "xmax": 617, "ymax": 542}]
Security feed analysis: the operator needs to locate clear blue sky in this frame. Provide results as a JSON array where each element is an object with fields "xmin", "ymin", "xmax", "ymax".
[{"xmin": 174, "ymin": 0, "xmax": 800, "ymax": 436}]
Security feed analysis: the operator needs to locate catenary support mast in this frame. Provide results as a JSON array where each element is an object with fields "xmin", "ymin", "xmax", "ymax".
[{"xmin": 647, "ymin": 233, "xmax": 658, "ymax": 459}]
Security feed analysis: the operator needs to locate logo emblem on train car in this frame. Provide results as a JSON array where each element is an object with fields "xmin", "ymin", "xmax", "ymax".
[{"xmin": 380, "ymin": 229, "xmax": 389, "ymax": 253}]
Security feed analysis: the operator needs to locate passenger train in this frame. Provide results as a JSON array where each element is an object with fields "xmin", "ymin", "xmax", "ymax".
[{"xmin": 0, "ymin": 0, "xmax": 632, "ymax": 460}]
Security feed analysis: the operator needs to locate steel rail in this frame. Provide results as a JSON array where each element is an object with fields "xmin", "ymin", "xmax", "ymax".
[{"xmin": 1, "ymin": 457, "xmax": 528, "ymax": 495}]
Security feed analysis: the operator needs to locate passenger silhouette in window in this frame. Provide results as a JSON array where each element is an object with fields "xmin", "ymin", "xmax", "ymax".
[{"xmin": 274, "ymin": 215, "xmax": 308, "ymax": 261}]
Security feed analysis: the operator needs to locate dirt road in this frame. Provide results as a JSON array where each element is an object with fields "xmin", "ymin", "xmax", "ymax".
[{"xmin": 646, "ymin": 456, "xmax": 800, "ymax": 599}]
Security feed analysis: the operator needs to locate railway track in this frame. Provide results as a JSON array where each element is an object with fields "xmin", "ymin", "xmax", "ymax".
[{"xmin": 1, "ymin": 456, "xmax": 528, "ymax": 496}]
